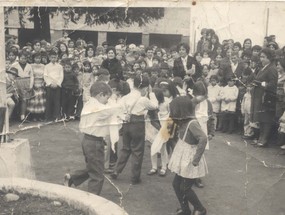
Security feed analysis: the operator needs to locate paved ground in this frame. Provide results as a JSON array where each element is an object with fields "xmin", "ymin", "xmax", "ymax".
[{"xmin": 10, "ymin": 120, "xmax": 285, "ymax": 215}]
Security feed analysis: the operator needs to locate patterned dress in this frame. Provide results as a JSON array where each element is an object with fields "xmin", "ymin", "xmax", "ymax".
[
  {"xmin": 27, "ymin": 64, "xmax": 46, "ymax": 114},
  {"xmin": 168, "ymin": 120, "xmax": 208, "ymax": 179}
]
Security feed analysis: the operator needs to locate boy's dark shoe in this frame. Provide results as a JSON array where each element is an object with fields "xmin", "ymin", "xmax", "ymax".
[
  {"xmin": 110, "ymin": 171, "xmax": 118, "ymax": 179},
  {"xmin": 193, "ymin": 208, "xmax": 207, "ymax": 215},
  {"xmin": 131, "ymin": 178, "xmax": 141, "ymax": 185}
]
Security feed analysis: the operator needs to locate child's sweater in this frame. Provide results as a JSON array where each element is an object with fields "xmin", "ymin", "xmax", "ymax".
[
  {"xmin": 62, "ymin": 72, "xmax": 79, "ymax": 90},
  {"xmin": 220, "ymin": 85, "xmax": 239, "ymax": 112},
  {"xmin": 207, "ymin": 85, "xmax": 221, "ymax": 113}
]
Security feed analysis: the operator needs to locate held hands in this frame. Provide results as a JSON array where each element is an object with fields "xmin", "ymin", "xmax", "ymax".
[
  {"xmin": 186, "ymin": 68, "xmax": 195, "ymax": 76},
  {"xmin": 186, "ymin": 65, "xmax": 195, "ymax": 76}
]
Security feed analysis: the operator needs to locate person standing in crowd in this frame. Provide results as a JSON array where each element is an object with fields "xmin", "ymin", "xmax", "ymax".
[
  {"xmin": 144, "ymin": 46, "xmax": 154, "ymax": 68},
  {"xmin": 5, "ymin": 67, "xmax": 19, "ymax": 118},
  {"xmin": 251, "ymin": 48, "xmax": 278, "ymax": 147},
  {"xmin": 168, "ymin": 96, "xmax": 208, "ymax": 215},
  {"xmin": 173, "ymin": 43, "xmax": 199, "ymax": 90},
  {"xmin": 196, "ymin": 28, "xmax": 208, "ymax": 53},
  {"xmin": 101, "ymin": 46, "xmax": 123, "ymax": 80},
  {"xmin": 61, "ymin": 59, "xmax": 79, "ymax": 119},
  {"xmin": 44, "ymin": 50, "xmax": 64, "ymax": 122},
  {"xmin": 27, "ymin": 52, "xmax": 46, "ymax": 121},
  {"xmin": 111, "ymin": 74, "xmax": 158, "ymax": 184},
  {"xmin": 207, "ymin": 75, "xmax": 222, "ymax": 130},
  {"xmin": 12, "ymin": 50, "xmax": 33, "ymax": 121}
]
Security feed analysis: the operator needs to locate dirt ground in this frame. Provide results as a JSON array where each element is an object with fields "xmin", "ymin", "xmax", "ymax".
[{"xmin": 10, "ymin": 120, "xmax": 285, "ymax": 215}]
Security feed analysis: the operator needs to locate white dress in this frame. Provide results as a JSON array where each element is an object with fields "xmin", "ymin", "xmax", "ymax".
[{"xmin": 168, "ymin": 120, "xmax": 208, "ymax": 179}]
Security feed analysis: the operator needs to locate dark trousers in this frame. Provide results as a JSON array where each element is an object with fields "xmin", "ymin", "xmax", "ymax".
[
  {"xmin": 110, "ymin": 142, "xmax": 118, "ymax": 165},
  {"xmin": 75, "ymin": 95, "xmax": 83, "ymax": 118},
  {"xmin": 61, "ymin": 88, "xmax": 76, "ymax": 118},
  {"xmin": 278, "ymin": 133, "xmax": 285, "ymax": 145},
  {"xmin": 45, "ymin": 86, "xmax": 61, "ymax": 121},
  {"xmin": 70, "ymin": 134, "xmax": 105, "ymax": 195},
  {"xmin": 259, "ymin": 122, "xmax": 274, "ymax": 145},
  {"xmin": 115, "ymin": 115, "xmax": 145, "ymax": 182},
  {"xmin": 220, "ymin": 111, "xmax": 236, "ymax": 132},
  {"xmin": 172, "ymin": 174, "xmax": 204, "ymax": 213}
]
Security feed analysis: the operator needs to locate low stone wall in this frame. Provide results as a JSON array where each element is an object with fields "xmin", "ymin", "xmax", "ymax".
[
  {"xmin": 0, "ymin": 178, "xmax": 128, "ymax": 215},
  {"xmin": 0, "ymin": 139, "xmax": 35, "ymax": 179}
]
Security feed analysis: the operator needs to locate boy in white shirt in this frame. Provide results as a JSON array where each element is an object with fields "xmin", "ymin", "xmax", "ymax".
[
  {"xmin": 64, "ymin": 82, "xmax": 120, "ymax": 195},
  {"xmin": 43, "ymin": 51, "xmax": 63, "ymax": 121},
  {"xmin": 111, "ymin": 74, "xmax": 158, "ymax": 184}
]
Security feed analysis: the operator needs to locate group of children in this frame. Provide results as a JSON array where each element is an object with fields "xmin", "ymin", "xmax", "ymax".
[{"xmin": 4, "ymin": 30, "xmax": 285, "ymax": 193}]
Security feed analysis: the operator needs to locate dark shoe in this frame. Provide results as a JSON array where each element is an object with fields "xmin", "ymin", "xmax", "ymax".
[
  {"xmin": 195, "ymin": 178, "xmax": 204, "ymax": 188},
  {"xmin": 193, "ymin": 208, "xmax": 207, "ymax": 215},
  {"xmin": 131, "ymin": 178, "xmax": 141, "ymax": 185},
  {"xmin": 147, "ymin": 168, "xmax": 157, "ymax": 176},
  {"xmin": 104, "ymin": 168, "xmax": 114, "ymax": 174},
  {"xmin": 110, "ymin": 171, "xmax": 118, "ymax": 179},
  {"xmin": 242, "ymin": 135, "xmax": 254, "ymax": 140},
  {"xmin": 257, "ymin": 142, "xmax": 267, "ymax": 147},
  {"xmin": 176, "ymin": 209, "xmax": 191, "ymax": 215}
]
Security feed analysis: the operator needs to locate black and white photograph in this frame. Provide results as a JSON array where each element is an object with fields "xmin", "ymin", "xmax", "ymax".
[{"xmin": 0, "ymin": 1, "xmax": 284, "ymax": 215}]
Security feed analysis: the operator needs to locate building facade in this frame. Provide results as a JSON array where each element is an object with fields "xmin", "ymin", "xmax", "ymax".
[{"xmin": 5, "ymin": 7, "xmax": 191, "ymax": 49}]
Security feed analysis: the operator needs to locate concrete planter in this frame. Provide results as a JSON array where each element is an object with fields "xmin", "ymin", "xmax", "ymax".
[{"xmin": 0, "ymin": 178, "xmax": 128, "ymax": 215}]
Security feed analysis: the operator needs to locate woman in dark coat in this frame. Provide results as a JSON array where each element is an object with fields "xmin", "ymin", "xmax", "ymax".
[
  {"xmin": 251, "ymin": 48, "xmax": 278, "ymax": 147},
  {"xmin": 101, "ymin": 46, "xmax": 123, "ymax": 80}
]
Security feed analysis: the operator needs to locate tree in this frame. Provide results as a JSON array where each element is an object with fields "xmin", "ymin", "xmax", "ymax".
[{"xmin": 5, "ymin": 7, "xmax": 165, "ymax": 43}]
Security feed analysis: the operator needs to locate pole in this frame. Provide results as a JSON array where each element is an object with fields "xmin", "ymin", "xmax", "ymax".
[
  {"xmin": 0, "ymin": 6, "xmax": 7, "ymax": 143},
  {"xmin": 265, "ymin": 8, "xmax": 269, "ymax": 36}
]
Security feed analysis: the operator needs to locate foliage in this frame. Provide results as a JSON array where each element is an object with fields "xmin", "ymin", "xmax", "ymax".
[{"xmin": 5, "ymin": 7, "xmax": 165, "ymax": 28}]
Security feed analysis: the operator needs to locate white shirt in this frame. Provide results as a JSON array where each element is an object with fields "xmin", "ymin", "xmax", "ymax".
[
  {"xmin": 11, "ymin": 62, "xmax": 33, "ymax": 78},
  {"xmin": 79, "ymin": 97, "xmax": 120, "ymax": 137},
  {"xmin": 231, "ymin": 61, "xmax": 238, "ymax": 73},
  {"xmin": 181, "ymin": 56, "xmax": 188, "ymax": 71},
  {"xmin": 120, "ymin": 89, "xmax": 158, "ymax": 117},
  {"xmin": 44, "ymin": 62, "xmax": 64, "ymax": 87},
  {"xmin": 220, "ymin": 85, "xmax": 239, "ymax": 112},
  {"xmin": 207, "ymin": 85, "xmax": 221, "ymax": 113}
]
